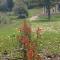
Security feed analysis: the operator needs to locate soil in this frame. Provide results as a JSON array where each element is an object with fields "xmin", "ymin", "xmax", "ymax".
[{"xmin": 42, "ymin": 54, "xmax": 60, "ymax": 60}]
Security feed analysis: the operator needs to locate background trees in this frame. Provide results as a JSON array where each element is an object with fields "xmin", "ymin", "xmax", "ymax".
[
  {"xmin": 5, "ymin": 0, "xmax": 14, "ymax": 11},
  {"xmin": 13, "ymin": 0, "xmax": 28, "ymax": 18},
  {"xmin": 0, "ymin": 0, "xmax": 14, "ymax": 11},
  {"xmin": 0, "ymin": 0, "xmax": 60, "ymax": 19}
]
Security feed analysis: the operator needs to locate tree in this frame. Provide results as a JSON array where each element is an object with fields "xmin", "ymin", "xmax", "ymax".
[
  {"xmin": 43, "ymin": 0, "xmax": 53, "ymax": 20},
  {"xmin": 13, "ymin": 0, "xmax": 28, "ymax": 18},
  {"xmin": 6, "ymin": 0, "xmax": 14, "ymax": 11},
  {"xmin": 45, "ymin": 0, "xmax": 60, "ymax": 20},
  {"xmin": 46, "ymin": 0, "xmax": 51, "ymax": 20},
  {"xmin": 0, "ymin": 0, "xmax": 14, "ymax": 11},
  {"xmin": 25, "ymin": 0, "xmax": 43, "ymax": 9}
]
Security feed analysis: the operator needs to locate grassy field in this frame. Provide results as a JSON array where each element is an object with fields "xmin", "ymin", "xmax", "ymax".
[
  {"xmin": 31, "ymin": 20, "xmax": 60, "ymax": 54},
  {"xmin": 0, "ymin": 8, "xmax": 60, "ymax": 56},
  {"xmin": 30, "ymin": 14, "xmax": 60, "ymax": 54}
]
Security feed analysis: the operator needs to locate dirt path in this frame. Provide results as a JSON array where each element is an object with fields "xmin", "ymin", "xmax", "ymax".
[
  {"xmin": 29, "ymin": 15, "xmax": 38, "ymax": 21},
  {"xmin": 29, "ymin": 12, "xmax": 45, "ymax": 21},
  {"xmin": 29, "ymin": 12, "xmax": 60, "ymax": 21}
]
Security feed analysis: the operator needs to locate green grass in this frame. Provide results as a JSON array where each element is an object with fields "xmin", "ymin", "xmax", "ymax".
[
  {"xmin": 0, "ymin": 9, "xmax": 60, "ymax": 56},
  {"xmin": 30, "ymin": 14, "xmax": 60, "ymax": 54},
  {"xmin": 0, "ymin": 18, "xmax": 23, "ymax": 53}
]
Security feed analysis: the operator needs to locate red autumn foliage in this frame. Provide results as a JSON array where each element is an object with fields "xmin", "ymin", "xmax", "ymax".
[
  {"xmin": 21, "ymin": 20, "xmax": 31, "ymax": 37},
  {"xmin": 20, "ymin": 35, "xmax": 30, "ymax": 47},
  {"xmin": 17, "ymin": 20, "xmax": 43, "ymax": 60},
  {"xmin": 27, "ymin": 48, "xmax": 34, "ymax": 60},
  {"xmin": 36, "ymin": 27, "xmax": 43, "ymax": 38}
]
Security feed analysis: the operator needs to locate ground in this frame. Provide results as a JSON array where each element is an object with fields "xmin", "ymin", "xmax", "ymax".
[{"xmin": 0, "ymin": 8, "xmax": 60, "ymax": 59}]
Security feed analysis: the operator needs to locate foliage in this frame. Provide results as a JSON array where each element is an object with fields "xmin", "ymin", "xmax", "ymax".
[
  {"xmin": 0, "ymin": 0, "xmax": 14, "ymax": 11},
  {"xmin": 13, "ymin": 0, "xmax": 28, "ymax": 18},
  {"xmin": 5, "ymin": 0, "xmax": 14, "ymax": 11},
  {"xmin": 17, "ymin": 20, "xmax": 43, "ymax": 60}
]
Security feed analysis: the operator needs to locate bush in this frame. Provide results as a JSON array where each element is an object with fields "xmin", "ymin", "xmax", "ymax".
[
  {"xmin": 13, "ymin": 0, "xmax": 28, "ymax": 19},
  {"xmin": 0, "ymin": 0, "xmax": 14, "ymax": 11}
]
